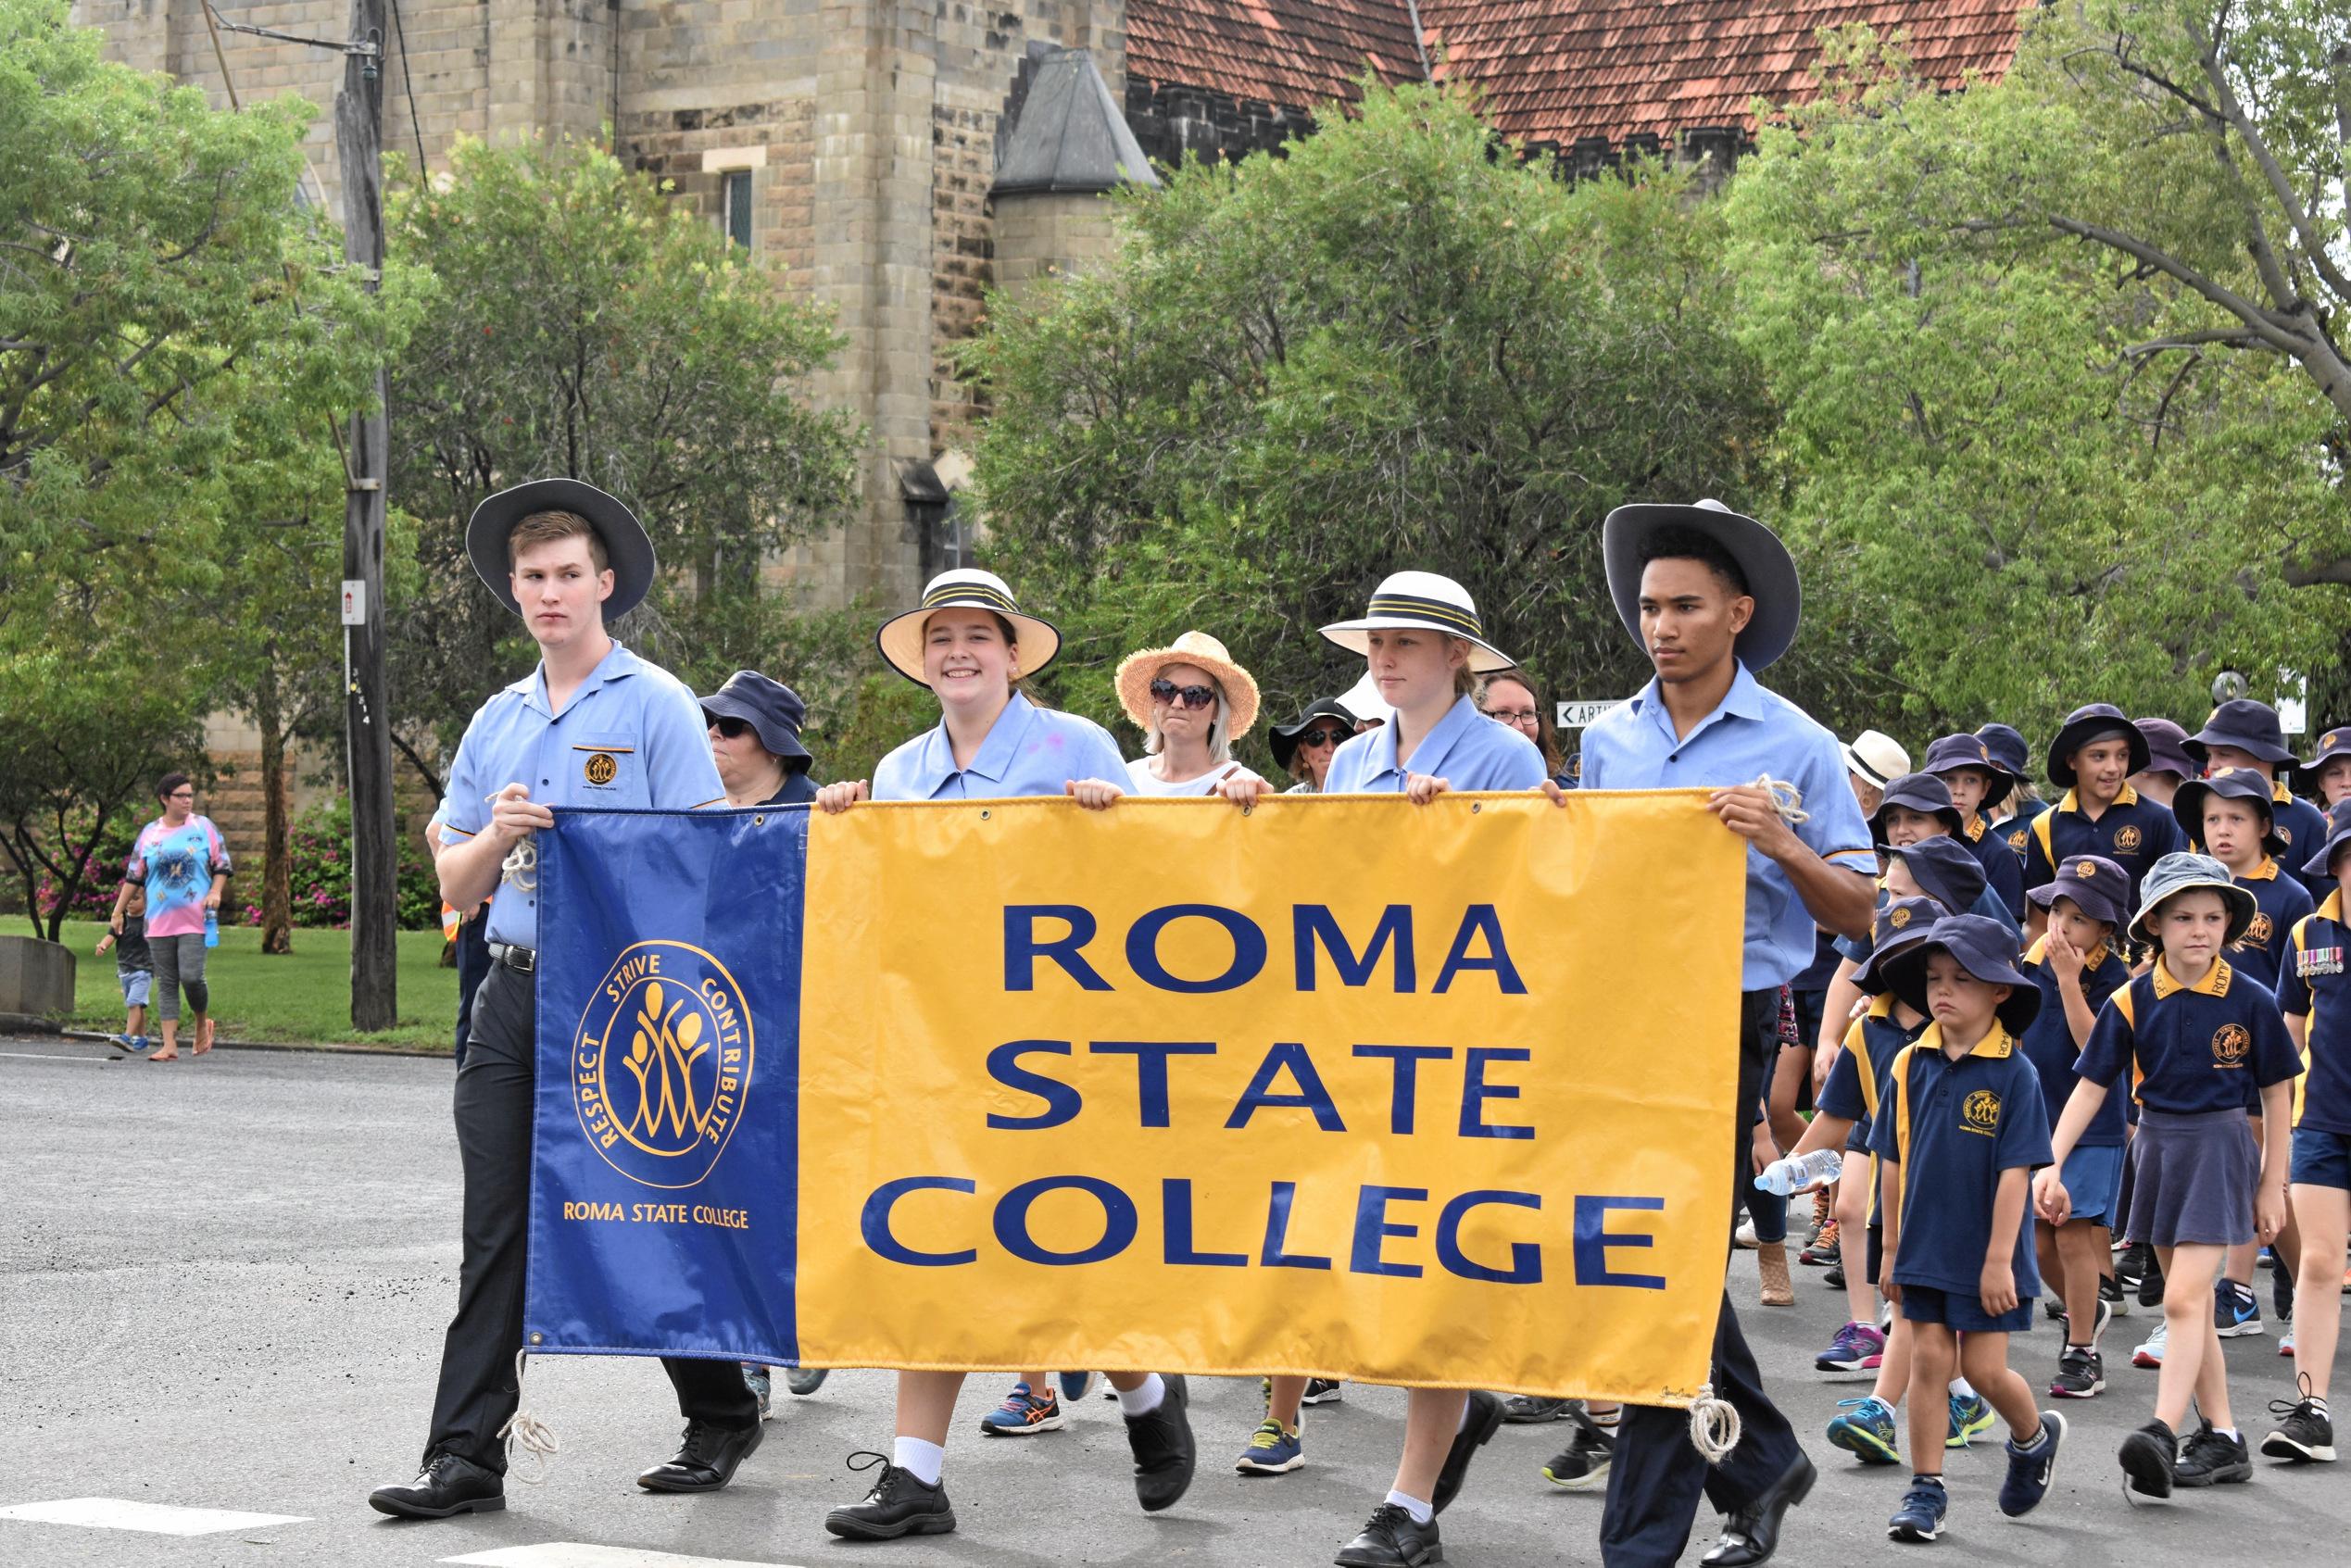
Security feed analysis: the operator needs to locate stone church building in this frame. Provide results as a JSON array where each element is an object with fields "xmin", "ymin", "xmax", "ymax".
[{"xmin": 77, "ymin": 0, "xmax": 2027, "ymax": 611}]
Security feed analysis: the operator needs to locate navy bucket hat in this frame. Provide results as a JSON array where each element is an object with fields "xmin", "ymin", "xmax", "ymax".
[
  {"xmin": 698, "ymin": 671, "xmax": 813, "ymax": 768},
  {"xmin": 1883, "ymin": 914, "xmax": 2043, "ymax": 1035},
  {"xmin": 2186, "ymin": 698, "xmax": 2295, "ymax": 768},
  {"xmin": 1880, "ymin": 834, "xmax": 1988, "ymax": 918},
  {"xmin": 2025, "ymin": 853, "xmax": 2131, "ymax": 929},
  {"xmin": 2133, "ymin": 717, "xmax": 2197, "ymax": 783},
  {"xmin": 1921, "ymin": 733, "xmax": 2014, "ymax": 811},
  {"xmin": 1854, "ymin": 896, "xmax": 1945, "ymax": 996},
  {"xmin": 2047, "ymin": 704, "xmax": 2148, "ymax": 789},
  {"xmin": 1870, "ymin": 772, "xmax": 1965, "ymax": 841},
  {"xmin": 2172, "ymin": 768, "xmax": 2284, "ymax": 859},
  {"xmin": 2301, "ymin": 801, "xmax": 2351, "ymax": 884},
  {"xmin": 1976, "ymin": 723, "xmax": 2031, "ymax": 784}
]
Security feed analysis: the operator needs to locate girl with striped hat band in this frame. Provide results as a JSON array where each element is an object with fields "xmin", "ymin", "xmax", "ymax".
[
  {"xmin": 811, "ymin": 568, "xmax": 1200, "ymax": 1539},
  {"xmin": 1220, "ymin": 571, "xmax": 1546, "ymax": 1568}
]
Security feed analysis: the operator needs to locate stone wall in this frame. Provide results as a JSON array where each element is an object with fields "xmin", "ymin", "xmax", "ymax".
[{"xmin": 1123, "ymin": 72, "xmax": 1313, "ymax": 169}]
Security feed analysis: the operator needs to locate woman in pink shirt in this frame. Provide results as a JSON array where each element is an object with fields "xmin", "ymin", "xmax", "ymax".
[{"xmin": 124, "ymin": 771, "xmax": 232, "ymax": 1060}]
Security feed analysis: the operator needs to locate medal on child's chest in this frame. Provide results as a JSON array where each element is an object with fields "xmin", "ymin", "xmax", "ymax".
[{"xmin": 2301, "ymin": 944, "xmax": 2345, "ymax": 979}]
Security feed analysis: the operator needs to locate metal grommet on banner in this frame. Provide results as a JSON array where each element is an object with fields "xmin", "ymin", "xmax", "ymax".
[
  {"xmin": 979, "ymin": 809, "xmax": 992, "ymax": 821},
  {"xmin": 1471, "ymin": 802, "xmax": 1482, "ymax": 813},
  {"xmin": 753, "ymin": 814, "xmax": 766, "ymax": 826}
]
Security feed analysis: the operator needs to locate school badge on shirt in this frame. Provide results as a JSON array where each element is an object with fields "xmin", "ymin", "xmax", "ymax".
[
  {"xmin": 2113, "ymin": 825, "xmax": 2144, "ymax": 853},
  {"xmin": 584, "ymin": 751, "xmax": 619, "ymax": 786},
  {"xmin": 2242, "ymin": 912, "xmax": 2275, "ymax": 947},
  {"xmin": 1961, "ymin": 1088, "xmax": 2001, "ymax": 1135},
  {"xmin": 2212, "ymin": 1022, "xmax": 2252, "ymax": 1068}
]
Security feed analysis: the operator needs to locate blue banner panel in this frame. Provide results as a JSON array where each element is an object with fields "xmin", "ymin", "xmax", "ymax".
[{"xmin": 522, "ymin": 807, "xmax": 806, "ymax": 1364}]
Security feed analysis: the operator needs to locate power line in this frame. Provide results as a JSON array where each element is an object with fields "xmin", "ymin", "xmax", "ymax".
[{"xmin": 387, "ymin": 0, "xmax": 428, "ymax": 174}]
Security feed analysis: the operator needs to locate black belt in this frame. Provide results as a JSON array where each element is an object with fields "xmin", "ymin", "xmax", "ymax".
[{"xmin": 488, "ymin": 941, "xmax": 537, "ymax": 974}]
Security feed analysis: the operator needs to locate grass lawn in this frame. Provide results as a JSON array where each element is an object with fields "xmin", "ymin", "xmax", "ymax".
[{"xmin": 50, "ymin": 919, "xmax": 459, "ymax": 1049}]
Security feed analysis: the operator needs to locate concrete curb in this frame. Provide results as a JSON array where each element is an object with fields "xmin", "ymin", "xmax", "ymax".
[{"xmin": 58, "ymin": 1028, "xmax": 452, "ymax": 1061}]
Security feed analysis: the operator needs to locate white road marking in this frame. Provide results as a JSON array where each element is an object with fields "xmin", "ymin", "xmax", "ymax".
[
  {"xmin": 0, "ymin": 1498, "xmax": 309, "ymax": 1535},
  {"xmin": 0, "ymin": 1051, "xmax": 111, "ymax": 1062},
  {"xmin": 442, "ymin": 1546, "xmax": 809, "ymax": 1568}
]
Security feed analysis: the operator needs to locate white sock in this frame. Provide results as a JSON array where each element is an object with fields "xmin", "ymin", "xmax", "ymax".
[
  {"xmin": 2215, "ymin": 1425, "xmax": 2241, "ymax": 1442},
  {"xmin": 2310, "ymin": 1398, "xmax": 2332, "ymax": 1417},
  {"xmin": 1948, "ymin": 1376, "xmax": 1977, "ymax": 1399},
  {"xmin": 1115, "ymin": 1373, "xmax": 1166, "ymax": 1417},
  {"xmin": 891, "ymin": 1436, "xmax": 945, "ymax": 1487},
  {"xmin": 1386, "ymin": 1488, "xmax": 1435, "ymax": 1525}
]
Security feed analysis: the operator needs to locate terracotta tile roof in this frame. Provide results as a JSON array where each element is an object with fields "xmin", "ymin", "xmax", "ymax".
[
  {"xmin": 1123, "ymin": 0, "xmax": 1426, "ymax": 111},
  {"xmin": 1123, "ymin": 0, "xmax": 2029, "ymax": 149}
]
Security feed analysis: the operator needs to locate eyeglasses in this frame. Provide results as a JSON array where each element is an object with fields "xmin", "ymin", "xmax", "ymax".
[
  {"xmin": 1297, "ymin": 727, "xmax": 1348, "ymax": 748},
  {"xmin": 1150, "ymin": 679, "xmax": 1216, "ymax": 710},
  {"xmin": 1485, "ymin": 709, "xmax": 1540, "ymax": 726},
  {"xmin": 708, "ymin": 717, "xmax": 752, "ymax": 739},
  {"xmin": 168, "ymin": 790, "xmax": 195, "ymax": 800}
]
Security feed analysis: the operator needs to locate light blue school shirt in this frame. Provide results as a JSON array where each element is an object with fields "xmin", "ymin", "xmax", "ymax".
[
  {"xmin": 871, "ymin": 691, "xmax": 1128, "ymax": 802},
  {"xmin": 1580, "ymin": 661, "xmax": 1877, "ymax": 990},
  {"xmin": 1323, "ymin": 693, "xmax": 1549, "ymax": 795},
  {"xmin": 438, "ymin": 640, "xmax": 723, "ymax": 949}
]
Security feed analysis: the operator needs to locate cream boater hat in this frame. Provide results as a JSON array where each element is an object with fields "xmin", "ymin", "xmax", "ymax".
[
  {"xmin": 1319, "ymin": 571, "xmax": 1515, "ymax": 673},
  {"xmin": 1841, "ymin": 729, "xmax": 1910, "ymax": 791},
  {"xmin": 875, "ymin": 569, "xmax": 1062, "ymax": 687},
  {"xmin": 1113, "ymin": 630, "xmax": 1262, "ymax": 736}
]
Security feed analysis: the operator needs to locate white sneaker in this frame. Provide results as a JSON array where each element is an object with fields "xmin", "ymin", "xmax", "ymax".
[
  {"xmin": 2131, "ymin": 1323, "xmax": 2167, "ymax": 1369},
  {"xmin": 2281, "ymin": 1325, "xmax": 2297, "ymax": 1358},
  {"xmin": 1734, "ymin": 1219, "xmax": 1760, "ymax": 1249}
]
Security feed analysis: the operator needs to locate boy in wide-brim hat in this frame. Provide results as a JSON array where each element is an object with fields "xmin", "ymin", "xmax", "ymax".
[
  {"xmin": 1923, "ymin": 734, "xmax": 2026, "ymax": 924},
  {"xmin": 2022, "ymin": 705, "xmax": 2183, "ymax": 912}
]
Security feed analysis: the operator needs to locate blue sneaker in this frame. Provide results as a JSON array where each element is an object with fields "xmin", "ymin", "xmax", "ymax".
[
  {"xmin": 1946, "ymin": 1391, "xmax": 1995, "ymax": 1449},
  {"xmin": 1998, "ymin": 1410, "xmax": 2065, "ymax": 1517},
  {"xmin": 1057, "ymin": 1372, "xmax": 1098, "ymax": 1403},
  {"xmin": 2215, "ymin": 1278, "xmax": 2265, "ymax": 1337},
  {"xmin": 977, "ymin": 1382, "xmax": 1064, "ymax": 1436},
  {"xmin": 1234, "ymin": 1418, "xmax": 1303, "ymax": 1474},
  {"xmin": 1829, "ymin": 1397, "xmax": 1902, "ymax": 1465},
  {"xmin": 112, "ymin": 1033, "xmax": 149, "ymax": 1053},
  {"xmin": 1815, "ymin": 1320, "xmax": 1886, "ymax": 1377},
  {"xmin": 1887, "ymin": 1476, "xmax": 1947, "ymax": 1542}
]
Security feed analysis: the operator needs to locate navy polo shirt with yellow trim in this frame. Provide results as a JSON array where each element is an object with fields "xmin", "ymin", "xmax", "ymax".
[
  {"xmin": 1962, "ymin": 816, "xmax": 2025, "ymax": 929},
  {"xmin": 2279, "ymin": 892, "xmax": 2351, "ymax": 1135},
  {"xmin": 1992, "ymin": 798, "xmax": 2050, "ymax": 864},
  {"xmin": 2075, "ymin": 958, "xmax": 2300, "ymax": 1117},
  {"xmin": 2219, "ymin": 859, "xmax": 2315, "ymax": 997},
  {"xmin": 2022, "ymin": 784, "xmax": 2182, "ymax": 906},
  {"xmin": 2018, "ymin": 936, "xmax": 2131, "ymax": 1145},
  {"xmin": 2266, "ymin": 781, "xmax": 2332, "ymax": 905},
  {"xmin": 1819, "ymin": 997, "xmax": 1927, "ymax": 1222},
  {"xmin": 1868, "ymin": 1022, "xmax": 2053, "ymax": 1298}
]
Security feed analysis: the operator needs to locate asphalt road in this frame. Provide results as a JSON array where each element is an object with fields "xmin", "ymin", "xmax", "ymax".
[{"xmin": 5, "ymin": 1035, "xmax": 2345, "ymax": 1568}]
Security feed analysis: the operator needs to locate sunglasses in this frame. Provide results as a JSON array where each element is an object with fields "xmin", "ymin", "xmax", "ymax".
[
  {"xmin": 1150, "ymin": 678, "xmax": 1216, "ymax": 710},
  {"xmin": 1297, "ymin": 727, "xmax": 1349, "ymax": 748},
  {"xmin": 709, "ymin": 716, "xmax": 753, "ymax": 739}
]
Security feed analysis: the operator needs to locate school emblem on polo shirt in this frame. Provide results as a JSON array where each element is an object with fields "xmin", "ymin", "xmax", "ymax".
[
  {"xmin": 2113, "ymin": 825, "xmax": 2143, "ymax": 853},
  {"xmin": 584, "ymin": 751, "xmax": 619, "ymax": 786},
  {"xmin": 2280, "ymin": 826, "xmax": 2294, "ymax": 844},
  {"xmin": 2212, "ymin": 1022, "xmax": 2252, "ymax": 1068},
  {"xmin": 2244, "ymin": 911, "xmax": 2275, "ymax": 947},
  {"xmin": 572, "ymin": 941, "xmax": 754, "ymax": 1188},
  {"xmin": 1961, "ymin": 1089, "xmax": 2001, "ymax": 1135},
  {"xmin": 2007, "ymin": 828, "xmax": 2027, "ymax": 851}
]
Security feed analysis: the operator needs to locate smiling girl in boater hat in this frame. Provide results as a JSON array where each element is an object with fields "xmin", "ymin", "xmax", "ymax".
[{"xmin": 811, "ymin": 568, "xmax": 1200, "ymax": 1540}]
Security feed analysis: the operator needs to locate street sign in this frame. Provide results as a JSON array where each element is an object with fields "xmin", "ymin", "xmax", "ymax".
[
  {"xmin": 341, "ymin": 579, "xmax": 367, "ymax": 625},
  {"xmin": 1556, "ymin": 699, "xmax": 1616, "ymax": 729}
]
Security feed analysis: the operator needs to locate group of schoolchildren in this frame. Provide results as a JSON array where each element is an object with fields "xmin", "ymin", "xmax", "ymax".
[{"xmin": 1746, "ymin": 699, "xmax": 2351, "ymax": 1542}]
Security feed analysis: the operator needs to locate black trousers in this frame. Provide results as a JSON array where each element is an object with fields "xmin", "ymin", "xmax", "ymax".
[
  {"xmin": 1600, "ymin": 988, "xmax": 1805, "ymax": 1567},
  {"xmin": 424, "ymin": 960, "xmax": 759, "ymax": 1473},
  {"xmin": 451, "ymin": 909, "xmax": 492, "ymax": 1071}
]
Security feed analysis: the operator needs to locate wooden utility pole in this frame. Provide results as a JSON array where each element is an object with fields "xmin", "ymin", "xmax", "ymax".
[{"xmin": 335, "ymin": 0, "xmax": 396, "ymax": 1031}]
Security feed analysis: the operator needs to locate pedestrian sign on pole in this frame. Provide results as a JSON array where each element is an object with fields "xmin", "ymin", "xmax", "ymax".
[
  {"xmin": 1556, "ymin": 700, "xmax": 1616, "ymax": 730},
  {"xmin": 341, "ymin": 580, "xmax": 367, "ymax": 626}
]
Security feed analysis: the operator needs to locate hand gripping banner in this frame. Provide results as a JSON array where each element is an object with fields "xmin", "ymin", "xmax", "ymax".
[{"xmin": 525, "ymin": 791, "xmax": 1745, "ymax": 1406}]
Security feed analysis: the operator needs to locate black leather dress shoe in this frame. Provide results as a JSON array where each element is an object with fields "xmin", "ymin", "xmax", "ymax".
[
  {"xmin": 1432, "ymin": 1388, "xmax": 1503, "ymax": 1513},
  {"xmin": 1122, "ymin": 1374, "xmax": 1197, "ymax": 1512},
  {"xmin": 1700, "ymin": 1452, "xmax": 1817, "ymax": 1567},
  {"xmin": 1335, "ymin": 1502, "xmax": 1441, "ymax": 1568},
  {"xmin": 368, "ymin": 1451, "xmax": 506, "ymax": 1518},
  {"xmin": 823, "ymin": 1453, "xmax": 957, "ymax": 1539},
  {"xmin": 636, "ymin": 1417, "xmax": 764, "ymax": 1492}
]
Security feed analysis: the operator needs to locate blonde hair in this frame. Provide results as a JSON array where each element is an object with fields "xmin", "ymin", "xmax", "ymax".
[
  {"xmin": 508, "ymin": 509, "xmax": 609, "ymax": 571},
  {"xmin": 1143, "ymin": 673, "xmax": 1234, "ymax": 762}
]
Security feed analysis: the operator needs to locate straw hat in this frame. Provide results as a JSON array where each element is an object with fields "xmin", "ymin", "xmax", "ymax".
[
  {"xmin": 874, "ymin": 569, "xmax": 1062, "ymax": 688},
  {"xmin": 1113, "ymin": 631, "xmax": 1261, "ymax": 736},
  {"xmin": 1319, "ymin": 571, "xmax": 1515, "ymax": 673}
]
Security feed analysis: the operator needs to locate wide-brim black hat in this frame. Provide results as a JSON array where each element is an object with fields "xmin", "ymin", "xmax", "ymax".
[
  {"xmin": 1854, "ymin": 896, "xmax": 1944, "ymax": 994},
  {"xmin": 2302, "ymin": 801, "xmax": 2351, "ymax": 883},
  {"xmin": 467, "ymin": 479, "xmax": 657, "ymax": 621},
  {"xmin": 1883, "ymin": 914, "xmax": 2043, "ymax": 1035},
  {"xmin": 2047, "ymin": 704, "xmax": 2148, "ymax": 789},
  {"xmin": 700, "ymin": 670, "xmax": 812, "ymax": 768},
  {"xmin": 1602, "ymin": 499, "xmax": 1802, "ymax": 671},
  {"xmin": 1270, "ymin": 697, "xmax": 1357, "ymax": 775},
  {"xmin": 1881, "ymin": 834, "xmax": 1987, "ymax": 918},
  {"xmin": 2173, "ymin": 771, "xmax": 2285, "ymax": 859},
  {"xmin": 2186, "ymin": 698, "xmax": 2294, "ymax": 767},
  {"xmin": 1921, "ymin": 733, "xmax": 2014, "ymax": 811},
  {"xmin": 1870, "ymin": 771, "xmax": 1965, "ymax": 841}
]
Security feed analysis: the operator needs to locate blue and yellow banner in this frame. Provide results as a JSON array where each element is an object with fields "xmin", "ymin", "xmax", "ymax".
[{"xmin": 525, "ymin": 792, "xmax": 1744, "ymax": 1405}]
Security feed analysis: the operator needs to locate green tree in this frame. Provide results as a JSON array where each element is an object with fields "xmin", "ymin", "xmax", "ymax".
[
  {"xmin": 1722, "ymin": 10, "xmax": 2351, "ymax": 740},
  {"xmin": 383, "ymin": 134, "xmax": 862, "ymax": 794},
  {"xmin": 959, "ymin": 82, "xmax": 1812, "ymax": 762}
]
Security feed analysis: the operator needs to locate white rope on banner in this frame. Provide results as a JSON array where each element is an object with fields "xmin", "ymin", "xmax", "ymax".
[{"xmin": 497, "ymin": 1349, "xmax": 559, "ymax": 1483}]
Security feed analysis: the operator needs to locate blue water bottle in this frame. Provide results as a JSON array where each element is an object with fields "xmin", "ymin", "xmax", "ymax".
[{"xmin": 204, "ymin": 909, "xmax": 220, "ymax": 948}]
